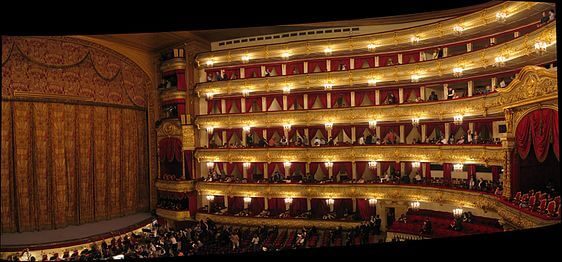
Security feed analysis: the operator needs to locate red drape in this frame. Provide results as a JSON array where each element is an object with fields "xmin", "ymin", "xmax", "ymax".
[
  {"xmin": 159, "ymin": 137, "xmax": 182, "ymax": 162},
  {"xmin": 311, "ymin": 198, "xmax": 330, "ymax": 218},
  {"xmin": 244, "ymin": 66, "xmax": 261, "ymax": 78},
  {"xmin": 268, "ymin": 162, "xmax": 285, "ymax": 177},
  {"xmin": 332, "ymin": 125, "xmax": 352, "ymax": 140},
  {"xmin": 225, "ymin": 98, "xmax": 241, "ymax": 114},
  {"xmin": 265, "ymin": 64, "xmax": 282, "ymax": 76},
  {"xmin": 403, "ymin": 51, "xmax": 420, "ymax": 64},
  {"xmin": 185, "ymin": 151, "xmax": 193, "ymax": 179},
  {"xmin": 289, "ymin": 162, "xmax": 305, "ymax": 176},
  {"xmin": 266, "ymin": 128, "xmax": 285, "ymax": 141},
  {"xmin": 268, "ymin": 198, "xmax": 285, "ymax": 215},
  {"xmin": 467, "ymin": 164, "xmax": 477, "ymax": 181},
  {"xmin": 516, "ymin": 109, "xmax": 559, "ymax": 161},
  {"xmin": 381, "ymin": 162, "xmax": 392, "ymax": 174},
  {"xmin": 443, "ymin": 163, "xmax": 452, "ymax": 185},
  {"xmin": 426, "ymin": 122, "xmax": 446, "ymax": 137},
  {"xmin": 266, "ymin": 95, "xmax": 283, "ymax": 111},
  {"xmin": 330, "ymin": 58, "xmax": 350, "ymax": 71},
  {"xmin": 224, "ymin": 68, "xmax": 239, "ymax": 79},
  {"xmin": 379, "ymin": 89, "xmax": 399, "ymax": 104},
  {"xmin": 249, "ymin": 197, "xmax": 265, "ymax": 215},
  {"xmin": 245, "ymin": 96, "xmax": 262, "ymax": 112},
  {"xmin": 333, "ymin": 162, "xmax": 352, "ymax": 176},
  {"xmin": 310, "ymin": 162, "xmax": 328, "ymax": 176},
  {"xmin": 403, "ymin": 87, "xmax": 421, "ymax": 102},
  {"xmin": 225, "ymin": 129, "xmax": 242, "ymax": 144},
  {"xmin": 380, "ymin": 125, "xmax": 399, "ymax": 139},
  {"xmin": 354, "ymin": 56, "xmax": 375, "ymax": 69},
  {"xmin": 423, "ymin": 162, "xmax": 432, "ymax": 179},
  {"xmin": 330, "ymin": 92, "xmax": 352, "ymax": 107},
  {"xmin": 251, "ymin": 128, "xmax": 265, "ymax": 141},
  {"xmin": 290, "ymin": 198, "xmax": 308, "ymax": 216},
  {"xmin": 287, "ymin": 62, "xmax": 304, "ymax": 75},
  {"xmin": 228, "ymin": 196, "xmax": 244, "ymax": 213},
  {"xmin": 356, "ymin": 162, "xmax": 367, "ymax": 179},
  {"xmin": 287, "ymin": 94, "xmax": 304, "ymax": 110},
  {"xmin": 307, "ymin": 93, "xmax": 327, "ymax": 109},
  {"xmin": 355, "ymin": 90, "xmax": 375, "ymax": 106},
  {"xmin": 309, "ymin": 126, "xmax": 328, "ymax": 139},
  {"xmin": 249, "ymin": 162, "xmax": 264, "ymax": 179},
  {"xmin": 379, "ymin": 54, "xmax": 398, "ymax": 66},
  {"xmin": 404, "ymin": 162, "xmax": 412, "ymax": 176},
  {"xmin": 308, "ymin": 59, "xmax": 327, "ymax": 73},
  {"xmin": 334, "ymin": 199, "xmax": 353, "ymax": 217},
  {"xmin": 214, "ymin": 196, "xmax": 225, "ymax": 207},
  {"xmin": 510, "ymin": 150, "xmax": 520, "ymax": 196},
  {"xmin": 491, "ymin": 166, "xmax": 501, "ymax": 183},
  {"xmin": 207, "ymin": 99, "xmax": 219, "ymax": 114},
  {"xmin": 451, "ymin": 122, "xmax": 470, "ymax": 137},
  {"xmin": 356, "ymin": 199, "xmax": 376, "ymax": 219}
]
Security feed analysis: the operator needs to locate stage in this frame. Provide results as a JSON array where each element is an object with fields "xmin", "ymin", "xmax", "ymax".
[{"xmin": 0, "ymin": 213, "xmax": 153, "ymax": 251}]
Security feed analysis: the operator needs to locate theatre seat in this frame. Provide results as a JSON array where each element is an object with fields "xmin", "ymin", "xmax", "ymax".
[{"xmin": 546, "ymin": 201, "xmax": 557, "ymax": 216}]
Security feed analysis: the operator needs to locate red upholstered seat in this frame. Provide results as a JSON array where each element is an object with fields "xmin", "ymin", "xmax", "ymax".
[
  {"xmin": 538, "ymin": 199, "xmax": 547, "ymax": 213},
  {"xmin": 546, "ymin": 201, "xmax": 557, "ymax": 217},
  {"xmin": 528, "ymin": 196, "xmax": 537, "ymax": 211},
  {"xmin": 513, "ymin": 192, "xmax": 522, "ymax": 203}
]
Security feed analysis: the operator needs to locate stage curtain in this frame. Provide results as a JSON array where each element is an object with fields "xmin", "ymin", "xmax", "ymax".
[
  {"xmin": 516, "ymin": 109, "xmax": 559, "ymax": 161},
  {"xmin": 159, "ymin": 137, "xmax": 182, "ymax": 162},
  {"xmin": 356, "ymin": 199, "xmax": 376, "ymax": 219},
  {"xmin": 491, "ymin": 166, "xmax": 501, "ymax": 183},
  {"xmin": 311, "ymin": 198, "xmax": 329, "ymax": 218},
  {"xmin": 334, "ymin": 199, "xmax": 353, "ymax": 217},
  {"xmin": 1, "ymin": 101, "xmax": 149, "ymax": 233},
  {"xmin": 249, "ymin": 197, "xmax": 265, "ymax": 215},
  {"xmin": 290, "ymin": 198, "xmax": 308, "ymax": 216},
  {"xmin": 443, "ymin": 163, "xmax": 452, "ymax": 185},
  {"xmin": 356, "ymin": 162, "xmax": 367, "ymax": 179}
]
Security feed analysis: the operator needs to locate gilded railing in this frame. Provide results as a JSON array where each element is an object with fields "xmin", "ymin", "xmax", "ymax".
[
  {"xmin": 195, "ymin": 2, "xmax": 544, "ymax": 68},
  {"xmin": 195, "ymin": 66, "xmax": 557, "ymax": 128},
  {"xmin": 155, "ymin": 209, "xmax": 192, "ymax": 221},
  {"xmin": 155, "ymin": 179, "xmax": 196, "ymax": 192},
  {"xmin": 194, "ymin": 23, "xmax": 556, "ymax": 96}
]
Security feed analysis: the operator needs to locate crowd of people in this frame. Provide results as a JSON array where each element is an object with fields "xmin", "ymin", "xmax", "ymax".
[
  {"xmin": 157, "ymin": 195, "xmax": 188, "ymax": 211},
  {"xmin": 511, "ymin": 185, "xmax": 561, "ymax": 217}
]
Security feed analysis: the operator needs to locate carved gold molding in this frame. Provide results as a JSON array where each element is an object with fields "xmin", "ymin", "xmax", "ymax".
[
  {"xmin": 194, "ymin": 145, "xmax": 505, "ymax": 166},
  {"xmin": 196, "ymin": 2, "xmax": 545, "ymax": 68},
  {"xmin": 156, "ymin": 209, "xmax": 193, "ymax": 221},
  {"xmin": 195, "ymin": 182, "xmax": 560, "ymax": 229},
  {"xmin": 196, "ymin": 213, "xmax": 361, "ymax": 230},
  {"xmin": 157, "ymin": 119, "xmax": 182, "ymax": 141},
  {"xmin": 195, "ymin": 23, "xmax": 556, "ymax": 96},
  {"xmin": 155, "ymin": 179, "xmax": 196, "ymax": 192},
  {"xmin": 182, "ymin": 125, "xmax": 196, "ymax": 150},
  {"xmin": 160, "ymin": 58, "xmax": 187, "ymax": 72},
  {"xmin": 194, "ymin": 65, "xmax": 557, "ymax": 128},
  {"xmin": 159, "ymin": 90, "xmax": 187, "ymax": 101}
]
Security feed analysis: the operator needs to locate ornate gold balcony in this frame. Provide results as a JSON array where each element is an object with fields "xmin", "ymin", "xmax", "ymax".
[
  {"xmin": 195, "ymin": 182, "xmax": 559, "ymax": 229},
  {"xmin": 196, "ymin": 213, "xmax": 361, "ymax": 230},
  {"xmin": 195, "ymin": 66, "xmax": 558, "ymax": 128},
  {"xmin": 160, "ymin": 58, "xmax": 186, "ymax": 72},
  {"xmin": 156, "ymin": 208, "xmax": 193, "ymax": 221},
  {"xmin": 155, "ymin": 179, "xmax": 196, "ymax": 192},
  {"xmin": 195, "ymin": 2, "xmax": 544, "ymax": 68},
  {"xmin": 195, "ymin": 23, "xmax": 556, "ymax": 97},
  {"xmin": 195, "ymin": 144, "xmax": 505, "ymax": 166}
]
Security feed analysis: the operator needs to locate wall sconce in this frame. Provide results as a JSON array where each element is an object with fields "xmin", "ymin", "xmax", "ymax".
[
  {"xmin": 324, "ymin": 122, "xmax": 333, "ymax": 130},
  {"xmin": 243, "ymin": 162, "xmax": 251, "ymax": 169},
  {"xmin": 284, "ymin": 197, "xmax": 293, "ymax": 204},
  {"xmin": 241, "ymin": 54, "xmax": 251, "ymax": 63},
  {"xmin": 283, "ymin": 161, "xmax": 292, "ymax": 169},
  {"xmin": 453, "ymin": 163, "xmax": 464, "ymax": 172},
  {"xmin": 206, "ymin": 195, "xmax": 215, "ymax": 201},
  {"xmin": 283, "ymin": 86, "xmax": 291, "ymax": 94},
  {"xmin": 243, "ymin": 126, "xmax": 251, "ymax": 133},
  {"xmin": 453, "ymin": 25, "xmax": 464, "ymax": 35},
  {"xmin": 453, "ymin": 115, "xmax": 463, "ymax": 125},
  {"xmin": 242, "ymin": 89, "xmax": 251, "ymax": 97},
  {"xmin": 206, "ymin": 162, "xmax": 215, "ymax": 169},
  {"xmin": 412, "ymin": 162, "xmax": 421, "ymax": 169},
  {"xmin": 283, "ymin": 124, "xmax": 292, "ymax": 131},
  {"xmin": 411, "ymin": 118, "xmax": 420, "ymax": 127},
  {"xmin": 411, "ymin": 35, "xmax": 420, "ymax": 45},
  {"xmin": 368, "ymin": 161, "xmax": 378, "ymax": 169},
  {"xmin": 494, "ymin": 56, "xmax": 507, "ymax": 67},
  {"xmin": 367, "ymin": 43, "xmax": 377, "ymax": 51},
  {"xmin": 326, "ymin": 198, "xmax": 335, "ymax": 206},
  {"xmin": 495, "ymin": 11, "xmax": 507, "ymax": 23},
  {"xmin": 367, "ymin": 78, "xmax": 378, "ymax": 86},
  {"xmin": 324, "ymin": 47, "xmax": 333, "ymax": 55},
  {"xmin": 410, "ymin": 201, "xmax": 420, "ymax": 211},
  {"xmin": 452, "ymin": 67, "xmax": 464, "ymax": 77},
  {"xmin": 453, "ymin": 208, "xmax": 463, "ymax": 218},
  {"xmin": 368, "ymin": 198, "xmax": 378, "ymax": 206},
  {"xmin": 368, "ymin": 120, "xmax": 377, "ymax": 129},
  {"xmin": 243, "ymin": 197, "xmax": 252, "ymax": 204},
  {"xmin": 411, "ymin": 74, "xmax": 420, "ymax": 82},
  {"xmin": 206, "ymin": 59, "xmax": 215, "ymax": 67},
  {"xmin": 281, "ymin": 51, "xmax": 292, "ymax": 59},
  {"xmin": 205, "ymin": 93, "xmax": 214, "ymax": 100},
  {"xmin": 206, "ymin": 126, "xmax": 214, "ymax": 134},
  {"xmin": 325, "ymin": 161, "xmax": 334, "ymax": 168},
  {"xmin": 534, "ymin": 41, "xmax": 548, "ymax": 55},
  {"xmin": 323, "ymin": 82, "xmax": 334, "ymax": 90}
]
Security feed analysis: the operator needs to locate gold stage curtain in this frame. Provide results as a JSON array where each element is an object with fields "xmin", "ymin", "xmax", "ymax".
[{"xmin": 0, "ymin": 101, "xmax": 150, "ymax": 233}]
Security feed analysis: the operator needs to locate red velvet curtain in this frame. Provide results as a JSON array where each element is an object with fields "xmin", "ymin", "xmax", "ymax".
[
  {"xmin": 185, "ymin": 151, "xmax": 193, "ymax": 179},
  {"xmin": 379, "ymin": 89, "xmax": 399, "ymax": 103},
  {"xmin": 287, "ymin": 62, "xmax": 304, "ymax": 75},
  {"xmin": 334, "ymin": 199, "xmax": 353, "ymax": 217},
  {"xmin": 225, "ymin": 129, "xmax": 241, "ymax": 144},
  {"xmin": 404, "ymin": 162, "xmax": 412, "ymax": 176},
  {"xmin": 426, "ymin": 122, "xmax": 446, "ymax": 138},
  {"xmin": 381, "ymin": 162, "xmax": 392, "ymax": 174},
  {"xmin": 403, "ymin": 87, "xmax": 421, "ymax": 102},
  {"xmin": 288, "ymin": 127, "xmax": 304, "ymax": 141},
  {"xmin": 307, "ymin": 93, "xmax": 327, "ymax": 109},
  {"xmin": 443, "ymin": 163, "xmax": 452, "ymax": 184},
  {"xmin": 451, "ymin": 122, "xmax": 470, "ymax": 137},
  {"xmin": 404, "ymin": 125, "xmax": 417, "ymax": 140},
  {"xmin": 330, "ymin": 58, "xmax": 350, "ymax": 71},
  {"xmin": 265, "ymin": 64, "xmax": 282, "ymax": 76},
  {"xmin": 250, "ymin": 162, "xmax": 264, "ymax": 179},
  {"xmin": 224, "ymin": 68, "xmax": 239, "ymax": 79},
  {"xmin": 266, "ymin": 95, "xmax": 283, "ymax": 111},
  {"xmin": 205, "ymin": 69, "xmax": 220, "ymax": 80},
  {"xmin": 228, "ymin": 196, "xmax": 244, "ymax": 213},
  {"xmin": 333, "ymin": 162, "xmax": 352, "ymax": 175},
  {"xmin": 308, "ymin": 59, "xmax": 327, "ymax": 73},
  {"xmin": 403, "ymin": 51, "xmax": 420, "ymax": 64},
  {"xmin": 287, "ymin": 94, "xmax": 304, "ymax": 110},
  {"xmin": 251, "ymin": 128, "xmax": 265, "ymax": 141},
  {"xmin": 249, "ymin": 197, "xmax": 265, "ymax": 215},
  {"xmin": 491, "ymin": 166, "xmax": 501, "ymax": 183},
  {"xmin": 207, "ymin": 99, "xmax": 218, "ymax": 114},
  {"xmin": 268, "ymin": 198, "xmax": 286, "ymax": 215},
  {"xmin": 354, "ymin": 56, "xmax": 375, "ymax": 69},
  {"xmin": 467, "ymin": 164, "xmax": 477, "ymax": 181},
  {"xmin": 214, "ymin": 196, "xmax": 225, "ymax": 207},
  {"xmin": 267, "ymin": 128, "xmax": 285, "ymax": 140},
  {"xmin": 290, "ymin": 162, "xmax": 305, "ymax": 176},
  {"xmin": 474, "ymin": 120, "xmax": 493, "ymax": 140},
  {"xmin": 217, "ymin": 163, "xmax": 227, "ymax": 176},
  {"xmin": 356, "ymin": 162, "xmax": 367, "ymax": 179},
  {"xmin": 225, "ymin": 98, "xmax": 241, "ymax": 114},
  {"xmin": 268, "ymin": 163, "xmax": 285, "ymax": 177},
  {"xmin": 311, "ymin": 199, "xmax": 329, "ymax": 218},
  {"xmin": 380, "ymin": 125, "xmax": 399, "ymax": 139},
  {"xmin": 245, "ymin": 96, "xmax": 262, "ymax": 112},
  {"xmin": 355, "ymin": 90, "xmax": 375, "ymax": 106},
  {"xmin": 290, "ymin": 198, "xmax": 308, "ymax": 216},
  {"xmin": 332, "ymin": 125, "xmax": 352, "ymax": 140},
  {"xmin": 516, "ymin": 109, "xmax": 559, "ymax": 161},
  {"xmin": 310, "ymin": 162, "xmax": 319, "ymax": 176},
  {"xmin": 159, "ymin": 137, "xmax": 182, "ymax": 162},
  {"xmin": 310, "ymin": 162, "xmax": 328, "ymax": 176},
  {"xmin": 380, "ymin": 54, "xmax": 398, "ymax": 66},
  {"xmin": 356, "ymin": 199, "xmax": 376, "ymax": 219},
  {"xmin": 309, "ymin": 126, "xmax": 328, "ymax": 139},
  {"xmin": 510, "ymin": 150, "xmax": 520, "ymax": 195},
  {"xmin": 244, "ymin": 66, "xmax": 261, "ymax": 78},
  {"xmin": 330, "ymin": 92, "xmax": 352, "ymax": 107},
  {"xmin": 423, "ymin": 162, "xmax": 432, "ymax": 179}
]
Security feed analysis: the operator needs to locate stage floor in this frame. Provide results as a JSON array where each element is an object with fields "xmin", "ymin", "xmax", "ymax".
[{"xmin": 1, "ymin": 213, "xmax": 152, "ymax": 247}]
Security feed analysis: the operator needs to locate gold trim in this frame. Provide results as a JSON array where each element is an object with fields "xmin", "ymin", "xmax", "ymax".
[
  {"xmin": 196, "ymin": 213, "xmax": 361, "ymax": 230},
  {"xmin": 160, "ymin": 58, "xmax": 187, "ymax": 72},
  {"xmin": 155, "ymin": 179, "xmax": 196, "ymax": 192},
  {"xmin": 159, "ymin": 90, "xmax": 187, "ymax": 101},
  {"xmin": 156, "ymin": 208, "xmax": 193, "ymax": 221}
]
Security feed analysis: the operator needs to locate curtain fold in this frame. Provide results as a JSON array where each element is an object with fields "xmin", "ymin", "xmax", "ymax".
[
  {"xmin": 311, "ymin": 198, "xmax": 329, "ymax": 218},
  {"xmin": 249, "ymin": 197, "xmax": 265, "ymax": 215},
  {"xmin": 491, "ymin": 166, "xmax": 501, "ymax": 183},
  {"xmin": 245, "ymin": 96, "xmax": 262, "ymax": 112},
  {"xmin": 334, "ymin": 199, "xmax": 353, "ymax": 217},
  {"xmin": 244, "ymin": 66, "xmax": 261, "ymax": 78},
  {"xmin": 158, "ymin": 137, "xmax": 182, "ymax": 162},
  {"xmin": 330, "ymin": 58, "xmax": 350, "ymax": 71},
  {"xmin": 515, "ymin": 109, "xmax": 559, "ymax": 161},
  {"xmin": 228, "ymin": 196, "xmax": 244, "ymax": 213},
  {"xmin": 423, "ymin": 162, "xmax": 432, "ymax": 179},
  {"xmin": 356, "ymin": 162, "xmax": 367, "ymax": 179},
  {"xmin": 308, "ymin": 59, "xmax": 327, "ymax": 73},
  {"xmin": 354, "ymin": 56, "xmax": 375, "ymax": 69},
  {"xmin": 268, "ymin": 198, "xmax": 286, "ymax": 215},
  {"xmin": 356, "ymin": 199, "xmax": 376, "ymax": 219},
  {"xmin": 443, "ymin": 163, "xmax": 452, "ymax": 185},
  {"xmin": 290, "ymin": 198, "xmax": 308, "ymax": 216},
  {"xmin": 287, "ymin": 62, "xmax": 304, "ymax": 75}
]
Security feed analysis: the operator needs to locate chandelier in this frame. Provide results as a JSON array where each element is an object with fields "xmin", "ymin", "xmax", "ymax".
[
  {"xmin": 326, "ymin": 198, "xmax": 335, "ymax": 206},
  {"xmin": 205, "ymin": 93, "xmax": 214, "ymax": 100},
  {"xmin": 453, "ymin": 163, "xmax": 464, "ymax": 172},
  {"xmin": 323, "ymin": 82, "xmax": 334, "ymax": 90},
  {"xmin": 324, "ymin": 122, "xmax": 333, "ymax": 130},
  {"xmin": 281, "ymin": 51, "xmax": 292, "ymax": 59},
  {"xmin": 494, "ymin": 56, "xmax": 507, "ymax": 67},
  {"xmin": 282, "ymin": 86, "xmax": 291, "ymax": 94},
  {"xmin": 368, "ymin": 161, "xmax": 378, "ymax": 169},
  {"xmin": 411, "ymin": 74, "xmax": 420, "ymax": 82},
  {"xmin": 534, "ymin": 41, "xmax": 548, "ymax": 55},
  {"xmin": 243, "ymin": 197, "xmax": 252, "ymax": 204},
  {"xmin": 241, "ymin": 54, "xmax": 251, "ymax": 63},
  {"xmin": 242, "ymin": 89, "xmax": 251, "ymax": 97},
  {"xmin": 368, "ymin": 120, "xmax": 377, "ymax": 129},
  {"xmin": 243, "ymin": 162, "xmax": 251, "ymax": 169},
  {"xmin": 325, "ymin": 161, "xmax": 334, "ymax": 168},
  {"xmin": 367, "ymin": 43, "xmax": 377, "ymax": 51},
  {"xmin": 368, "ymin": 198, "xmax": 378, "ymax": 206},
  {"xmin": 496, "ymin": 11, "xmax": 507, "ymax": 23},
  {"xmin": 284, "ymin": 197, "xmax": 293, "ymax": 204},
  {"xmin": 453, "ymin": 25, "xmax": 464, "ymax": 36},
  {"xmin": 206, "ymin": 195, "xmax": 215, "ymax": 201},
  {"xmin": 453, "ymin": 115, "xmax": 463, "ymax": 125},
  {"xmin": 411, "ymin": 118, "xmax": 420, "ymax": 127},
  {"xmin": 243, "ymin": 126, "xmax": 251, "ymax": 133},
  {"xmin": 410, "ymin": 35, "xmax": 420, "ymax": 45},
  {"xmin": 206, "ymin": 59, "xmax": 215, "ymax": 67},
  {"xmin": 453, "ymin": 208, "xmax": 463, "ymax": 218},
  {"xmin": 412, "ymin": 162, "xmax": 420, "ymax": 168},
  {"xmin": 324, "ymin": 47, "xmax": 333, "ymax": 55},
  {"xmin": 206, "ymin": 126, "xmax": 214, "ymax": 134},
  {"xmin": 410, "ymin": 201, "xmax": 420, "ymax": 211},
  {"xmin": 206, "ymin": 162, "xmax": 214, "ymax": 169},
  {"xmin": 283, "ymin": 161, "xmax": 291, "ymax": 168},
  {"xmin": 452, "ymin": 67, "xmax": 464, "ymax": 77},
  {"xmin": 283, "ymin": 124, "xmax": 292, "ymax": 131}
]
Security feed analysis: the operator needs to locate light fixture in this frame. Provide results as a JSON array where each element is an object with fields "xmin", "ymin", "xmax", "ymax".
[
  {"xmin": 368, "ymin": 120, "xmax": 377, "ymax": 129},
  {"xmin": 324, "ymin": 122, "xmax": 333, "ymax": 129},
  {"xmin": 243, "ymin": 162, "xmax": 251, "ymax": 169},
  {"xmin": 325, "ymin": 161, "xmax": 334, "ymax": 168},
  {"xmin": 411, "ymin": 36, "xmax": 420, "ymax": 45},
  {"xmin": 453, "ymin": 25, "xmax": 464, "ymax": 35},
  {"xmin": 453, "ymin": 163, "xmax": 464, "ymax": 172},
  {"xmin": 206, "ymin": 59, "xmax": 215, "ymax": 67},
  {"xmin": 452, "ymin": 67, "xmax": 464, "ymax": 77},
  {"xmin": 534, "ymin": 41, "xmax": 548, "ymax": 55},
  {"xmin": 241, "ymin": 54, "xmax": 251, "ymax": 63},
  {"xmin": 410, "ymin": 201, "xmax": 420, "ymax": 211},
  {"xmin": 411, "ymin": 74, "xmax": 420, "ymax": 82},
  {"xmin": 324, "ymin": 47, "xmax": 333, "ymax": 55},
  {"xmin": 242, "ymin": 89, "xmax": 251, "ymax": 97},
  {"xmin": 243, "ymin": 126, "xmax": 251, "ymax": 133},
  {"xmin": 282, "ymin": 86, "xmax": 291, "ymax": 94},
  {"xmin": 368, "ymin": 198, "xmax": 378, "ymax": 206},
  {"xmin": 412, "ymin": 162, "xmax": 421, "ymax": 168},
  {"xmin": 243, "ymin": 197, "xmax": 252, "ymax": 204},
  {"xmin": 323, "ymin": 82, "xmax": 334, "ymax": 90},
  {"xmin": 453, "ymin": 115, "xmax": 463, "ymax": 125},
  {"xmin": 205, "ymin": 93, "xmax": 214, "ymax": 100},
  {"xmin": 367, "ymin": 78, "xmax": 378, "ymax": 86},
  {"xmin": 206, "ymin": 195, "xmax": 215, "ymax": 201},
  {"xmin": 326, "ymin": 198, "xmax": 335, "ymax": 206},
  {"xmin": 367, "ymin": 43, "xmax": 377, "ymax": 51},
  {"xmin": 281, "ymin": 51, "xmax": 292, "ymax": 59},
  {"xmin": 368, "ymin": 161, "xmax": 378, "ymax": 169},
  {"xmin": 206, "ymin": 126, "xmax": 214, "ymax": 134},
  {"xmin": 496, "ymin": 11, "xmax": 507, "ymax": 23},
  {"xmin": 283, "ymin": 124, "xmax": 292, "ymax": 131},
  {"xmin": 284, "ymin": 197, "xmax": 293, "ymax": 204},
  {"xmin": 453, "ymin": 208, "xmax": 464, "ymax": 218},
  {"xmin": 494, "ymin": 56, "xmax": 507, "ymax": 67},
  {"xmin": 206, "ymin": 162, "xmax": 214, "ymax": 169},
  {"xmin": 411, "ymin": 118, "xmax": 420, "ymax": 127},
  {"xmin": 283, "ymin": 161, "xmax": 291, "ymax": 168}
]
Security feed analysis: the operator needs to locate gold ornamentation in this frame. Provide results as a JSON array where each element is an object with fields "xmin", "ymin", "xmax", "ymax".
[
  {"xmin": 196, "ymin": 213, "xmax": 361, "ymax": 230},
  {"xmin": 155, "ymin": 179, "xmax": 196, "ymax": 192},
  {"xmin": 157, "ymin": 120, "xmax": 182, "ymax": 139},
  {"xmin": 156, "ymin": 208, "xmax": 192, "ymax": 221},
  {"xmin": 159, "ymin": 58, "xmax": 187, "ymax": 72},
  {"xmin": 182, "ymin": 125, "xmax": 196, "ymax": 150}
]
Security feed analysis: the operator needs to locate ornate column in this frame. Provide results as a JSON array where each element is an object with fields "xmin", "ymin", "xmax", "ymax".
[
  {"xmin": 502, "ymin": 108, "xmax": 515, "ymax": 198},
  {"xmin": 352, "ymin": 162, "xmax": 357, "ymax": 180},
  {"xmin": 398, "ymin": 88, "xmax": 404, "ymax": 104},
  {"xmin": 399, "ymin": 125, "xmax": 405, "ymax": 143}
]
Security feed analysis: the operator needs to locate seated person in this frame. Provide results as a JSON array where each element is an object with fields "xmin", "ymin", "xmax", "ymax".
[
  {"xmin": 280, "ymin": 136, "xmax": 288, "ymax": 146},
  {"xmin": 449, "ymin": 218, "xmax": 463, "ymax": 231},
  {"xmin": 414, "ymin": 172, "xmax": 422, "ymax": 183},
  {"xmin": 397, "ymin": 214, "xmax": 407, "ymax": 223},
  {"xmin": 256, "ymin": 210, "xmax": 271, "ymax": 218},
  {"xmin": 358, "ymin": 136, "xmax": 365, "ymax": 145},
  {"xmin": 461, "ymin": 212, "xmax": 473, "ymax": 223},
  {"xmin": 312, "ymin": 137, "xmax": 321, "ymax": 147},
  {"xmin": 456, "ymin": 136, "xmax": 466, "ymax": 144},
  {"xmin": 420, "ymin": 218, "xmax": 432, "ymax": 234},
  {"xmin": 428, "ymin": 91, "xmax": 439, "ymax": 101}
]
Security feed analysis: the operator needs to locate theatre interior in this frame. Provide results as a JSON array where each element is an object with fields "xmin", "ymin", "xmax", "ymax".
[{"xmin": 1, "ymin": 1, "xmax": 560, "ymax": 259}]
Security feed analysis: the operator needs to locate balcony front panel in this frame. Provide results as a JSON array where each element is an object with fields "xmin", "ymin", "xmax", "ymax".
[{"xmin": 155, "ymin": 179, "xmax": 196, "ymax": 192}]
